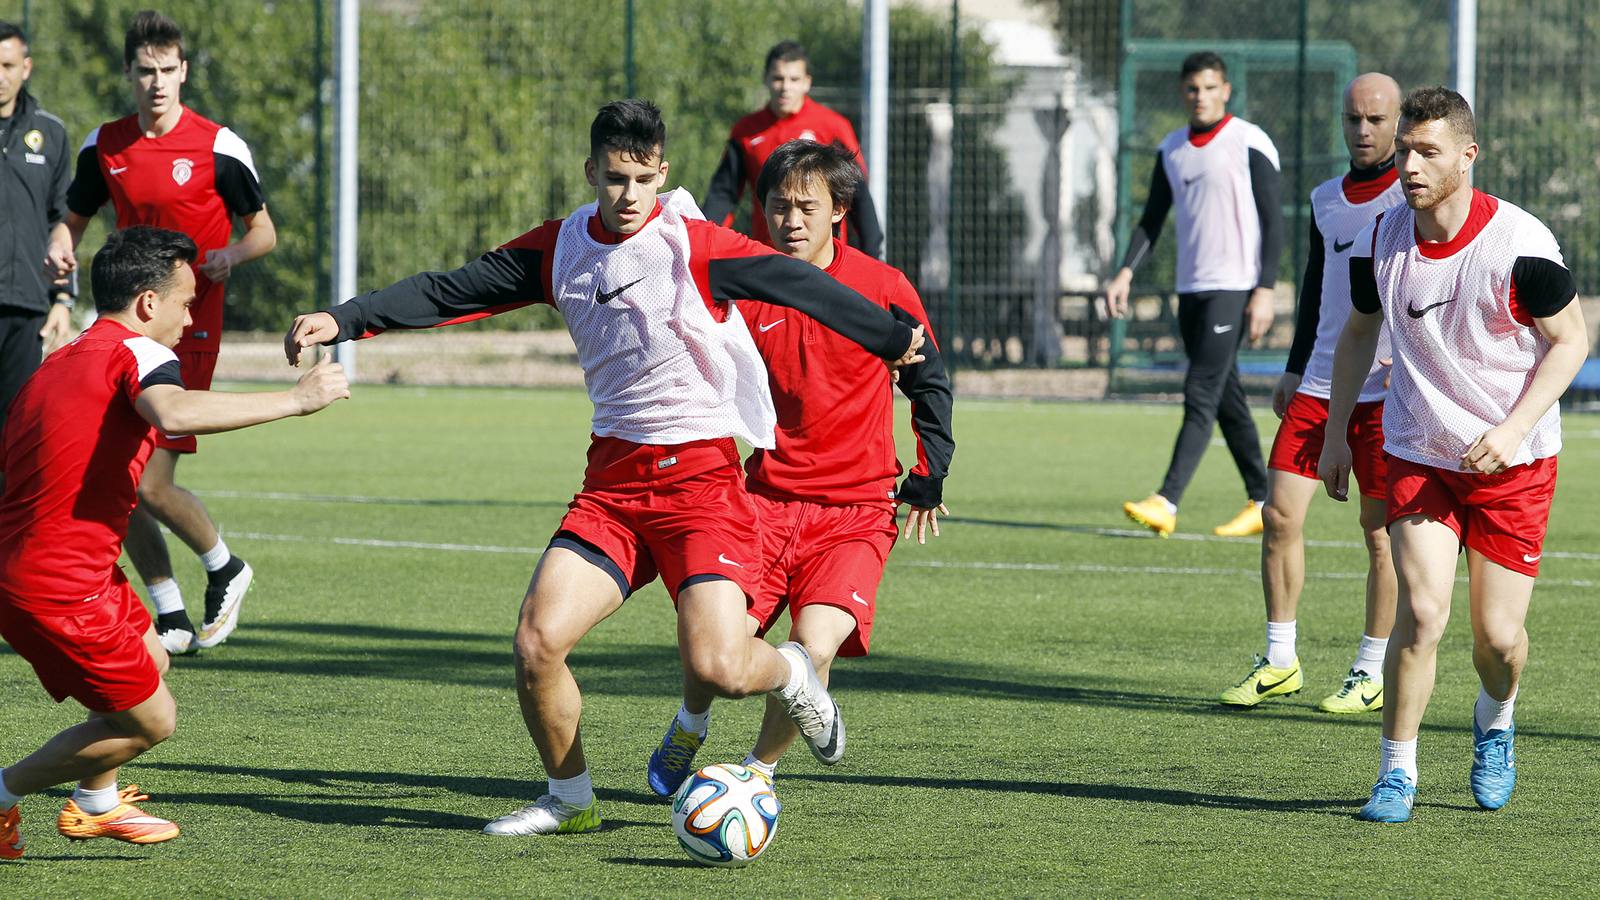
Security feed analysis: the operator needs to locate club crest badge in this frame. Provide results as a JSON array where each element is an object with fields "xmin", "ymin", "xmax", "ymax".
[
  {"xmin": 23, "ymin": 129, "xmax": 44, "ymax": 152},
  {"xmin": 172, "ymin": 157, "xmax": 194, "ymax": 186},
  {"xmin": 798, "ymin": 129, "xmax": 818, "ymax": 142}
]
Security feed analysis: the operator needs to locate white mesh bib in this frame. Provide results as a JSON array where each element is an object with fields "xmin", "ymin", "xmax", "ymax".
[
  {"xmin": 1368, "ymin": 197, "xmax": 1562, "ymax": 469},
  {"xmin": 551, "ymin": 188, "xmax": 777, "ymax": 448}
]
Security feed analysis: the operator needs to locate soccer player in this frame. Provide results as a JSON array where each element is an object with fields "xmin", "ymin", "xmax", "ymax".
[
  {"xmin": 283, "ymin": 100, "xmax": 924, "ymax": 836},
  {"xmin": 703, "ymin": 40, "xmax": 883, "ymax": 259},
  {"xmin": 1220, "ymin": 73, "xmax": 1403, "ymax": 712},
  {"xmin": 645, "ymin": 140, "xmax": 954, "ymax": 796},
  {"xmin": 0, "ymin": 21, "xmax": 76, "ymax": 430},
  {"xmin": 63, "ymin": 11, "xmax": 276, "ymax": 656},
  {"xmin": 0, "ymin": 226, "xmax": 347, "ymax": 858},
  {"xmin": 1106, "ymin": 51, "xmax": 1285, "ymax": 538},
  {"xmin": 1319, "ymin": 87, "xmax": 1586, "ymax": 823}
]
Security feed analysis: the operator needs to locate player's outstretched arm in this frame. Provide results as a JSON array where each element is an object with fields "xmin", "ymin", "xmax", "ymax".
[
  {"xmin": 137, "ymin": 361, "xmax": 349, "ymax": 435},
  {"xmin": 887, "ymin": 280, "xmax": 955, "ymax": 544}
]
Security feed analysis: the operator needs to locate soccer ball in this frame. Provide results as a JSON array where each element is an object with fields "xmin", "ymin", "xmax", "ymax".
[{"xmin": 671, "ymin": 763, "xmax": 781, "ymax": 867}]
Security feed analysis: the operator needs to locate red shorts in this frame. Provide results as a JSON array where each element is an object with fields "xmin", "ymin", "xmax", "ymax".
[
  {"xmin": 156, "ymin": 350, "xmax": 219, "ymax": 454},
  {"xmin": 0, "ymin": 570, "xmax": 161, "ymax": 713},
  {"xmin": 551, "ymin": 463, "xmax": 763, "ymax": 603},
  {"xmin": 1386, "ymin": 454, "xmax": 1558, "ymax": 577},
  {"xmin": 745, "ymin": 494, "xmax": 898, "ymax": 658},
  {"xmin": 1269, "ymin": 392, "xmax": 1389, "ymax": 500}
]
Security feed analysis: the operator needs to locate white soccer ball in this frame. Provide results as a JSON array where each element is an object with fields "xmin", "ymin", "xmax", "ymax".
[{"xmin": 671, "ymin": 763, "xmax": 781, "ymax": 867}]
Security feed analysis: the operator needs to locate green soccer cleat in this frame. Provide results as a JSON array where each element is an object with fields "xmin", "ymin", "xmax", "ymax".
[
  {"xmin": 1318, "ymin": 669, "xmax": 1383, "ymax": 714},
  {"xmin": 1220, "ymin": 655, "xmax": 1303, "ymax": 707},
  {"xmin": 482, "ymin": 795, "xmax": 601, "ymax": 836}
]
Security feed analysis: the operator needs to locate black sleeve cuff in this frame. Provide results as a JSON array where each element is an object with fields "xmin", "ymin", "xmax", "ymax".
[
  {"xmin": 897, "ymin": 473, "xmax": 943, "ymax": 508},
  {"xmin": 1349, "ymin": 256, "xmax": 1381, "ymax": 315}
]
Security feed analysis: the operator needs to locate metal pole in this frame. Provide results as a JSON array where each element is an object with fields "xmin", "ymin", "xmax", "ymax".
[
  {"xmin": 862, "ymin": 0, "xmax": 889, "ymax": 248},
  {"xmin": 332, "ymin": 0, "xmax": 358, "ymax": 378},
  {"xmin": 1291, "ymin": 0, "xmax": 1307, "ymax": 313},
  {"xmin": 314, "ymin": 0, "xmax": 328, "ymax": 321},
  {"xmin": 1108, "ymin": 0, "xmax": 1133, "ymax": 389},
  {"xmin": 20, "ymin": 0, "xmax": 29, "ymax": 35},
  {"xmin": 944, "ymin": 0, "xmax": 959, "ymax": 377},
  {"xmin": 1449, "ymin": 0, "xmax": 1477, "ymax": 109},
  {"xmin": 625, "ymin": 0, "xmax": 635, "ymax": 97}
]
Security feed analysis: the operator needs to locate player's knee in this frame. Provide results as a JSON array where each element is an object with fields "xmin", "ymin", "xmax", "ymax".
[
  {"xmin": 136, "ymin": 480, "xmax": 174, "ymax": 513},
  {"xmin": 512, "ymin": 619, "xmax": 568, "ymax": 677},
  {"xmin": 683, "ymin": 647, "xmax": 753, "ymax": 699},
  {"xmin": 1474, "ymin": 625, "xmax": 1522, "ymax": 663},
  {"xmin": 1261, "ymin": 500, "xmax": 1300, "ymax": 540}
]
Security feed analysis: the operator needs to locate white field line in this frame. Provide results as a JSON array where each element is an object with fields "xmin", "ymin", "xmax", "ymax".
[{"xmin": 221, "ymin": 529, "xmax": 1598, "ymax": 590}]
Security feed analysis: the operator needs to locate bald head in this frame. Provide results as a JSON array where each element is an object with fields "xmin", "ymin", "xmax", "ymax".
[{"xmin": 1342, "ymin": 72, "xmax": 1401, "ymax": 168}]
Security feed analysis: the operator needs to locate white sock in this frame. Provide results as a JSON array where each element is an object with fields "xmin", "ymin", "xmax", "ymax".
[
  {"xmin": 1474, "ymin": 687, "xmax": 1517, "ymax": 733},
  {"xmin": 72, "ymin": 782, "xmax": 120, "ymax": 816},
  {"xmin": 0, "ymin": 769, "xmax": 22, "ymax": 809},
  {"xmin": 1379, "ymin": 737, "xmax": 1418, "ymax": 783},
  {"xmin": 1158, "ymin": 496, "xmax": 1177, "ymax": 514},
  {"xmin": 1265, "ymin": 620, "xmax": 1297, "ymax": 669},
  {"xmin": 675, "ymin": 704, "xmax": 709, "ymax": 735},
  {"xmin": 148, "ymin": 579, "xmax": 184, "ymax": 616},
  {"xmin": 199, "ymin": 538, "xmax": 232, "ymax": 573},
  {"xmin": 742, "ymin": 754, "xmax": 777, "ymax": 778},
  {"xmin": 1353, "ymin": 634, "xmax": 1388, "ymax": 680},
  {"xmin": 548, "ymin": 770, "xmax": 594, "ymax": 809}
]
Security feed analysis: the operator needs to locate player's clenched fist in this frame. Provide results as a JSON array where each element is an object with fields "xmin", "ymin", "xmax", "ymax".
[
  {"xmin": 1317, "ymin": 439, "xmax": 1353, "ymax": 502},
  {"xmin": 284, "ymin": 311, "xmax": 341, "ymax": 365},
  {"xmin": 292, "ymin": 360, "xmax": 351, "ymax": 414}
]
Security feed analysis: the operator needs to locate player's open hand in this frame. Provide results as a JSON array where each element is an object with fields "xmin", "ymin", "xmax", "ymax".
[
  {"xmin": 39, "ymin": 303, "xmax": 74, "ymax": 355},
  {"xmin": 284, "ymin": 312, "xmax": 340, "ymax": 365},
  {"xmin": 892, "ymin": 324, "xmax": 927, "ymax": 371},
  {"xmin": 1246, "ymin": 287, "xmax": 1275, "ymax": 345},
  {"xmin": 1317, "ymin": 439, "xmax": 1353, "ymax": 502},
  {"xmin": 1271, "ymin": 372, "xmax": 1300, "ymax": 418},
  {"xmin": 1103, "ymin": 269, "xmax": 1132, "ymax": 319},
  {"xmin": 901, "ymin": 502, "xmax": 950, "ymax": 545},
  {"xmin": 292, "ymin": 360, "xmax": 351, "ymax": 414},
  {"xmin": 196, "ymin": 246, "xmax": 238, "ymax": 283},
  {"xmin": 1461, "ymin": 424, "xmax": 1525, "ymax": 475}
]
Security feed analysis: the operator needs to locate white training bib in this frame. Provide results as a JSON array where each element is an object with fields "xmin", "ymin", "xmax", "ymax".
[{"xmin": 551, "ymin": 188, "xmax": 777, "ymax": 448}]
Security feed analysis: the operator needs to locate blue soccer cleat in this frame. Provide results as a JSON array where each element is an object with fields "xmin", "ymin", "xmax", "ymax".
[
  {"xmin": 1357, "ymin": 769, "xmax": 1416, "ymax": 823},
  {"xmin": 1470, "ymin": 721, "xmax": 1516, "ymax": 810},
  {"xmin": 647, "ymin": 717, "xmax": 705, "ymax": 798}
]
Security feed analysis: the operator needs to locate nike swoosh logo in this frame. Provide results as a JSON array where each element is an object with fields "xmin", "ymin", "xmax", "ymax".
[
  {"xmin": 1213, "ymin": 323, "xmax": 1234, "ymax": 334},
  {"xmin": 850, "ymin": 591, "xmax": 868, "ymax": 606},
  {"xmin": 1407, "ymin": 298, "xmax": 1456, "ymax": 318},
  {"xmin": 1362, "ymin": 689, "xmax": 1381, "ymax": 707},
  {"xmin": 814, "ymin": 703, "xmax": 842, "ymax": 760},
  {"xmin": 1256, "ymin": 673, "xmax": 1296, "ymax": 694},
  {"xmin": 594, "ymin": 276, "xmax": 645, "ymax": 304},
  {"xmin": 759, "ymin": 319, "xmax": 785, "ymax": 333},
  {"xmin": 110, "ymin": 165, "xmax": 129, "ymax": 175},
  {"xmin": 1523, "ymin": 553, "xmax": 1542, "ymax": 563},
  {"xmin": 1333, "ymin": 237, "xmax": 1355, "ymax": 253},
  {"xmin": 717, "ymin": 553, "xmax": 743, "ymax": 568},
  {"xmin": 1183, "ymin": 174, "xmax": 1202, "ymax": 186}
]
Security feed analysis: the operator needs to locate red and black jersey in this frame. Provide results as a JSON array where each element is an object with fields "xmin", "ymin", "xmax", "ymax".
[
  {"xmin": 703, "ymin": 98, "xmax": 882, "ymax": 258},
  {"xmin": 67, "ymin": 107, "xmax": 266, "ymax": 353},
  {"xmin": 741, "ymin": 241, "xmax": 953, "ymax": 509},
  {"xmin": 0, "ymin": 319, "xmax": 184, "ymax": 613},
  {"xmin": 326, "ymin": 200, "xmax": 914, "ymax": 490}
]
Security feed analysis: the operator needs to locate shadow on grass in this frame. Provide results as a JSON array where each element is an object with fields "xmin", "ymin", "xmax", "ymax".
[
  {"xmin": 141, "ymin": 762, "xmax": 663, "ymax": 831},
  {"xmin": 603, "ymin": 856, "xmax": 703, "ymax": 868},
  {"xmin": 783, "ymin": 772, "xmax": 1359, "ymax": 816}
]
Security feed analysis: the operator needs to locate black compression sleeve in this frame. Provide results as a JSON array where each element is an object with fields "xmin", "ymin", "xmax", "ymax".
[
  {"xmin": 892, "ymin": 304, "xmax": 954, "ymax": 508},
  {"xmin": 1119, "ymin": 153, "xmax": 1171, "ymax": 272},
  {"xmin": 1511, "ymin": 256, "xmax": 1578, "ymax": 318},
  {"xmin": 845, "ymin": 183, "xmax": 885, "ymax": 259},
  {"xmin": 1348, "ymin": 256, "xmax": 1380, "ymax": 315},
  {"xmin": 139, "ymin": 360, "xmax": 186, "ymax": 390},
  {"xmin": 1286, "ymin": 218, "xmax": 1325, "ymax": 375},
  {"xmin": 330, "ymin": 247, "xmax": 545, "ymax": 340},
  {"xmin": 214, "ymin": 153, "xmax": 266, "ymax": 217},
  {"xmin": 1249, "ymin": 148, "xmax": 1285, "ymax": 288},
  {"xmin": 66, "ymin": 144, "xmax": 108, "ymax": 217},
  {"xmin": 707, "ymin": 255, "xmax": 912, "ymax": 359},
  {"xmin": 702, "ymin": 139, "xmax": 745, "ymax": 224}
]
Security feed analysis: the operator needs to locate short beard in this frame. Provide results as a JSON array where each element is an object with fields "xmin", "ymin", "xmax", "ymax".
[{"xmin": 1408, "ymin": 166, "xmax": 1462, "ymax": 211}]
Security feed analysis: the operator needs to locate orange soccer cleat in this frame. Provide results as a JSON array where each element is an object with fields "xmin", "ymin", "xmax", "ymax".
[
  {"xmin": 1, "ymin": 804, "xmax": 22, "ymax": 860},
  {"xmin": 57, "ymin": 785, "xmax": 180, "ymax": 845}
]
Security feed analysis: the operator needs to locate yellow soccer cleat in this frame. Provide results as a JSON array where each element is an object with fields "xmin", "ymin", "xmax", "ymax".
[
  {"xmin": 1318, "ymin": 669, "xmax": 1384, "ymax": 714},
  {"xmin": 1123, "ymin": 494, "xmax": 1176, "ymax": 537},
  {"xmin": 57, "ymin": 785, "xmax": 179, "ymax": 845},
  {"xmin": 1213, "ymin": 500, "xmax": 1264, "ymax": 537},
  {"xmin": 1220, "ymin": 655, "xmax": 1303, "ymax": 707}
]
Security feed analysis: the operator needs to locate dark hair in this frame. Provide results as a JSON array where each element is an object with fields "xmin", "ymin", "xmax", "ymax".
[
  {"xmin": 756, "ymin": 140, "xmax": 863, "ymax": 213},
  {"xmin": 764, "ymin": 40, "xmax": 808, "ymax": 75},
  {"xmin": 92, "ymin": 226, "xmax": 198, "ymax": 314},
  {"xmin": 589, "ymin": 99, "xmax": 666, "ymax": 161},
  {"xmin": 124, "ymin": 10, "xmax": 184, "ymax": 68},
  {"xmin": 0, "ymin": 20, "xmax": 28, "ymax": 53},
  {"xmin": 1400, "ymin": 86, "xmax": 1475, "ymax": 141},
  {"xmin": 1180, "ymin": 51, "xmax": 1227, "ymax": 80}
]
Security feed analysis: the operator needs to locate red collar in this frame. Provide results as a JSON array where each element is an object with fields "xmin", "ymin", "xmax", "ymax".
[
  {"xmin": 586, "ymin": 200, "xmax": 663, "ymax": 244},
  {"xmin": 1341, "ymin": 162, "xmax": 1399, "ymax": 204},
  {"xmin": 1415, "ymin": 189, "xmax": 1498, "ymax": 259},
  {"xmin": 1188, "ymin": 114, "xmax": 1233, "ymax": 147}
]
